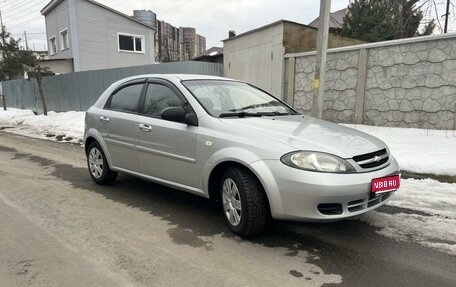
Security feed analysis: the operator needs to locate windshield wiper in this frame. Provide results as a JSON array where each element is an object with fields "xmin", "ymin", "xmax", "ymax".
[
  {"xmin": 230, "ymin": 100, "xmax": 280, "ymax": 112},
  {"xmin": 219, "ymin": 112, "xmax": 263, "ymax": 118},
  {"xmin": 257, "ymin": 111, "xmax": 290, "ymax": 116}
]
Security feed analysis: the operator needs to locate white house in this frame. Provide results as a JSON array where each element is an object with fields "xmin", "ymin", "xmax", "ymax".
[{"xmin": 41, "ymin": 0, "xmax": 156, "ymax": 73}]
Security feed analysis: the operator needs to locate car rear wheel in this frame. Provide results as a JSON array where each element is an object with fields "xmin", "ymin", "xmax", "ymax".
[
  {"xmin": 220, "ymin": 167, "xmax": 268, "ymax": 237},
  {"xmin": 87, "ymin": 142, "xmax": 117, "ymax": 185}
]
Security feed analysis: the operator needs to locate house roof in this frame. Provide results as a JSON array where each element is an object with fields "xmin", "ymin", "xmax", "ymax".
[
  {"xmin": 41, "ymin": 0, "xmax": 155, "ymax": 30},
  {"xmin": 192, "ymin": 47, "xmax": 223, "ymax": 61},
  {"xmin": 309, "ymin": 8, "xmax": 347, "ymax": 29},
  {"xmin": 223, "ymin": 20, "xmax": 321, "ymax": 42},
  {"xmin": 194, "ymin": 47, "xmax": 223, "ymax": 58},
  {"xmin": 223, "ymin": 19, "xmax": 344, "ymax": 42},
  {"xmin": 40, "ymin": 58, "xmax": 73, "ymax": 62}
]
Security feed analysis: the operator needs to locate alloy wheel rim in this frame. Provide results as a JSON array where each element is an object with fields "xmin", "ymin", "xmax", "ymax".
[
  {"xmin": 88, "ymin": 147, "xmax": 103, "ymax": 179},
  {"xmin": 222, "ymin": 178, "xmax": 242, "ymax": 226}
]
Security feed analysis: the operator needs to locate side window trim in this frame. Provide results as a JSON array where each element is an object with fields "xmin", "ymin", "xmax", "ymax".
[{"xmin": 104, "ymin": 78, "xmax": 147, "ymax": 113}]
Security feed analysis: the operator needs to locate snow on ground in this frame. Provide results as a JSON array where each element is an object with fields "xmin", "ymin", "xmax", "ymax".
[
  {"xmin": 0, "ymin": 108, "xmax": 455, "ymax": 255},
  {"xmin": 387, "ymin": 178, "xmax": 456, "ymax": 218},
  {"xmin": 344, "ymin": 124, "xmax": 456, "ymax": 176},
  {"xmin": 0, "ymin": 108, "xmax": 85, "ymax": 144},
  {"xmin": 359, "ymin": 178, "xmax": 456, "ymax": 256},
  {"xmin": 1, "ymin": 109, "xmax": 456, "ymax": 176}
]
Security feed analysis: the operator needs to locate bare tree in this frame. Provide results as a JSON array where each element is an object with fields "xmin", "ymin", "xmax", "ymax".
[
  {"xmin": 419, "ymin": 0, "xmax": 455, "ymax": 33},
  {"xmin": 0, "ymin": 25, "xmax": 53, "ymax": 115},
  {"xmin": 31, "ymin": 65, "xmax": 49, "ymax": 116}
]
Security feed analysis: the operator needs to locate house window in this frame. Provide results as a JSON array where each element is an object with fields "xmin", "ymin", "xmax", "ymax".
[
  {"xmin": 118, "ymin": 33, "xmax": 144, "ymax": 53},
  {"xmin": 49, "ymin": 36, "xmax": 57, "ymax": 55},
  {"xmin": 60, "ymin": 29, "xmax": 69, "ymax": 50}
]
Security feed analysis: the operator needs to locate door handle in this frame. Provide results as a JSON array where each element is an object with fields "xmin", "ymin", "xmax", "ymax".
[
  {"xmin": 99, "ymin": 116, "xmax": 110, "ymax": 123},
  {"xmin": 139, "ymin": 124, "xmax": 152, "ymax": 132}
]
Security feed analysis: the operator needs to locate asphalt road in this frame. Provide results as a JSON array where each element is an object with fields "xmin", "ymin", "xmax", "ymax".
[{"xmin": 0, "ymin": 132, "xmax": 455, "ymax": 287}]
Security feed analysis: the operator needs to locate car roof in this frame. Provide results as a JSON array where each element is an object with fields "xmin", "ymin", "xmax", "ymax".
[{"xmin": 121, "ymin": 74, "xmax": 232, "ymax": 82}]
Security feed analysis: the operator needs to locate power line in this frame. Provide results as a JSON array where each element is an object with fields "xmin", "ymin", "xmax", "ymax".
[
  {"xmin": 432, "ymin": 0, "xmax": 444, "ymax": 31},
  {"xmin": 0, "ymin": 0, "xmax": 40, "ymax": 12},
  {"xmin": 419, "ymin": 0, "xmax": 456, "ymax": 33},
  {"xmin": 160, "ymin": 0, "xmax": 195, "ymax": 15},
  {"xmin": 4, "ymin": 0, "xmax": 112, "ymax": 43},
  {"xmin": 10, "ymin": 32, "xmax": 46, "ymax": 37},
  {"xmin": 2, "ymin": 0, "xmax": 48, "ymax": 21},
  {"xmin": 4, "ymin": 0, "xmax": 84, "ymax": 31},
  {"xmin": 3, "ymin": 0, "xmax": 199, "ymax": 39},
  {"xmin": 7, "ymin": 15, "xmax": 43, "ymax": 30},
  {"xmin": 8, "ymin": 0, "xmax": 119, "ymax": 32}
]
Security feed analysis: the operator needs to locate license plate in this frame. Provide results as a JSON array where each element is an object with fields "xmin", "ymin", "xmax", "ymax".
[{"xmin": 371, "ymin": 175, "xmax": 400, "ymax": 194}]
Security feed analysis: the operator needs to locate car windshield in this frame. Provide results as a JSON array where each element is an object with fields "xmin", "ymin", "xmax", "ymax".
[{"xmin": 182, "ymin": 80, "xmax": 297, "ymax": 117}]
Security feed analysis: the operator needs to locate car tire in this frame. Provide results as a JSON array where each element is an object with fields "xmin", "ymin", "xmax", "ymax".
[
  {"xmin": 220, "ymin": 166, "xmax": 268, "ymax": 237},
  {"xmin": 87, "ymin": 141, "xmax": 118, "ymax": 185}
]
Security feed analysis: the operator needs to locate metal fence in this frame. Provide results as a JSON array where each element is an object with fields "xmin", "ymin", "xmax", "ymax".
[{"xmin": 1, "ymin": 61, "xmax": 223, "ymax": 112}]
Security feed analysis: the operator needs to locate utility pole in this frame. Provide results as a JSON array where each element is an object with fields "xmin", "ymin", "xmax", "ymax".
[
  {"xmin": 0, "ymin": 10, "xmax": 5, "ymax": 108},
  {"xmin": 0, "ymin": 10, "xmax": 4, "ymax": 55},
  {"xmin": 0, "ymin": 82, "xmax": 5, "ymax": 111},
  {"xmin": 312, "ymin": 0, "xmax": 331, "ymax": 118},
  {"xmin": 24, "ymin": 30, "xmax": 29, "ymax": 50},
  {"xmin": 444, "ymin": 0, "xmax": 451, "ymax": 33},
  {"xmin": 0, "ymin": 9, "xmax": 4, "ymax": 45}
]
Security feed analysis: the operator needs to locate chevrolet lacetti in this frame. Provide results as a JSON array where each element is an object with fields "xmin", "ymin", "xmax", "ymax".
[{"xmin": 84, "ymin": 74, "xmax": 401, "ymax": 237}]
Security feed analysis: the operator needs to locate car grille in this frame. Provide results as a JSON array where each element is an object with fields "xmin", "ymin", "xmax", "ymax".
[
  {"xmin": 317, "ymin": 192, "xmax": 392, "ymax": 216},
  {"xmin": 352, "ymin": 149, "xmax": 389, "ymax": 169},
  {"xmin": 347, "ymin": 192, "xmax": 392, "ymax": 213}
]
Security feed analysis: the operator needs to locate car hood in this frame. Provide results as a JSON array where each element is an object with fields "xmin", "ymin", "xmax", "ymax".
[{"xmin": 219, "ymin": 115, "xmax": 387, "ymax": 158}]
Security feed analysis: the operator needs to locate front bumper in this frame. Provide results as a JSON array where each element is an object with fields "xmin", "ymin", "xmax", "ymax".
[{"xmin": 249, "ymin": 157, "xmax": 400, "ymax": 221}]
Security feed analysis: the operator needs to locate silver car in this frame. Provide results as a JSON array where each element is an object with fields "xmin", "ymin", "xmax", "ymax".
[{"xmin": 84, "ymin": 74, "xmax": 400, "ymax": 237}]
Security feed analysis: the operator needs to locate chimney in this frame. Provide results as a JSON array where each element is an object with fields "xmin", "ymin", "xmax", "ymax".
[{"xmin": 228, "ymin": 30, "xmax": 236, "ymax": 38}]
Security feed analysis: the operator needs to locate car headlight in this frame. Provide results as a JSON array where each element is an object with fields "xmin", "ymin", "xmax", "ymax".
[{"xmin": 281, "ymin": 151, "xmax": 356, "ymax": 173}]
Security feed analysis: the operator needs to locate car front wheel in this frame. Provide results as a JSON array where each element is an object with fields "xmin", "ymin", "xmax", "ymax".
[
  {"xmin": 220, "ymin": 167, "xmax": 268, "ymax": 237},
  {"xmin": 87, "ymin": 142, "xmax": 117, "ymax": 185}
]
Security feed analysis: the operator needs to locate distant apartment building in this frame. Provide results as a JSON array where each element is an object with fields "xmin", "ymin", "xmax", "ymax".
[
  {"xmin": 196, "ymin": 35, "xmax": 206, "ymax": 59},
  {"xmin": 133, "ymin": 9, "xmax": 206, "ymax": 62},
  {"xmin": 41, "ymin": 0, "xmax": 155, "ymax": 73},
  {"xmin": 182, "ymin": 27, "xmax": 196, "ymax": 60},
  {"xmin": 156, "ymin": 21, "xmax": 183, "ymax": 62}
]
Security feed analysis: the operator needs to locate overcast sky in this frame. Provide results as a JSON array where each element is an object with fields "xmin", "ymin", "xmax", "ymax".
[{"xmin": 1, "ymin": 0, "xmax": 455, "ymax": 51}]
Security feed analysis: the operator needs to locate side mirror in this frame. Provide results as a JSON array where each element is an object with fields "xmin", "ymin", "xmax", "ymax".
[
  {"xmin": 185, "ymin": 112, "xmax": 198, "ymax": 126},
  {"xmin": 161, "ymin": 107, "xmax": 198, "ymax": 126}
]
